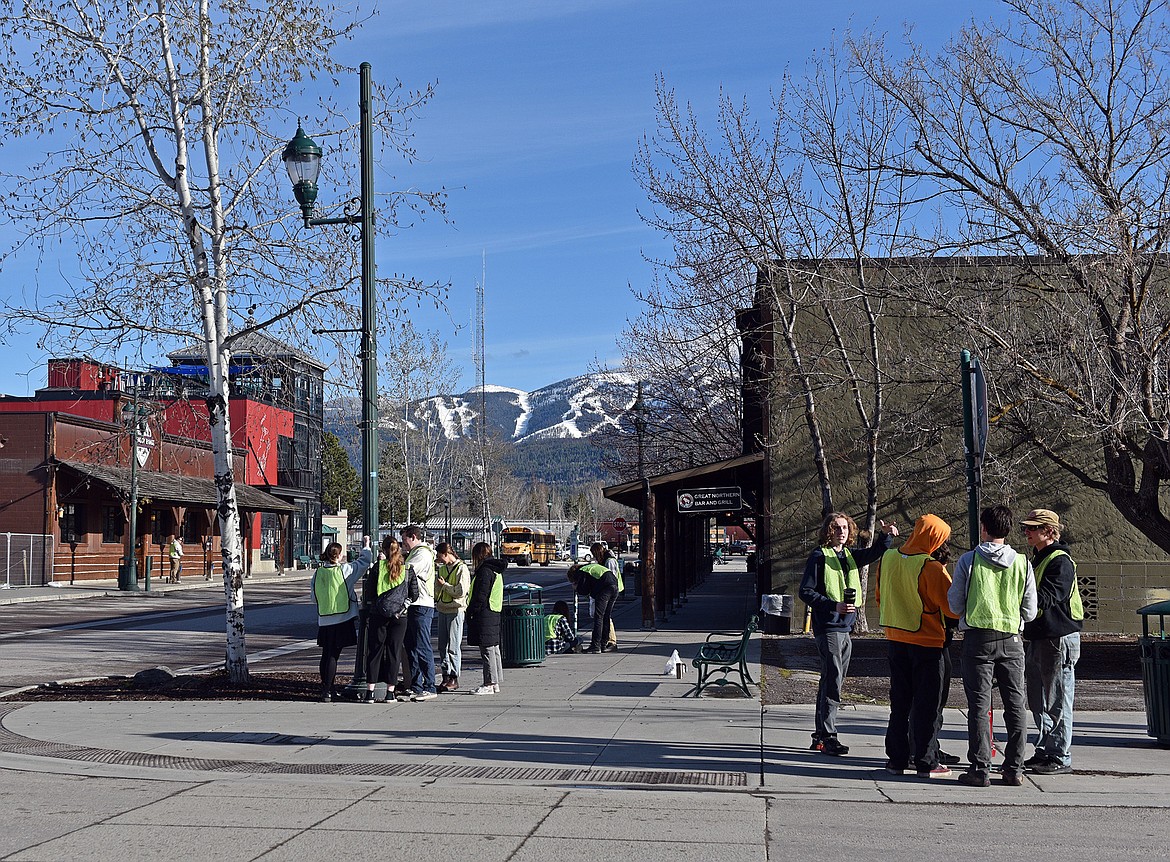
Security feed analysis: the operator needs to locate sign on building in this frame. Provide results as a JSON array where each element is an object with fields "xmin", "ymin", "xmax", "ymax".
[{"xmin": 676, "ymin": 487, "xmax": 742, "ymax": 513}]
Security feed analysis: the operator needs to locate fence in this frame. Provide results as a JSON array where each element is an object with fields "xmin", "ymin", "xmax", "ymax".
[{"xmin": 1, "ymin": 534, "xmax": 55, "ymax": 588}]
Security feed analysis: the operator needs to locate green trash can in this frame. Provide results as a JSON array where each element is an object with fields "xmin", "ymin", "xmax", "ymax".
[
  {"xmin": 117, "ymin": 560, "xmax": 138, "ymax": 591},
  {"xmin": 1137, "ymin": 599, "xmax": 1170, "ymax": 748},
  {"xmin": 501, "ymin": 583, "xmax": 545, "ymax": 668}
]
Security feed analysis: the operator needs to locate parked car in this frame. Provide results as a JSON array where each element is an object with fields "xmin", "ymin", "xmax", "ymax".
[{"xmin": 727, "ymin": 541, "xmax": 749, "ymax": 555}]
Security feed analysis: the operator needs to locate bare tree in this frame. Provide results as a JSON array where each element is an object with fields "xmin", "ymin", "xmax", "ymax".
[
  {"xmin": 0, "ymin": 0, "xmax": 444, "ymax": 681},
  {"xmin": 379, "ymin": 320, "xmax": 459, "ymax": 524},
  {"xmin": 631, "ymin": 70, "xmax": 917, "ymax": 572},
  {"xmin": 853, "ymin": 0, "xmax": 1170, "ymax": 552}
]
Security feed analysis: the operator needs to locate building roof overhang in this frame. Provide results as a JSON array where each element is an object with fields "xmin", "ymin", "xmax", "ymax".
[
  {"xmin": 602, "ymin": 451, "xmax": 764, "ymax": 509},
  {"xmin": 55, "ymin": 460, "xmax": 296, "ymax": 514}
]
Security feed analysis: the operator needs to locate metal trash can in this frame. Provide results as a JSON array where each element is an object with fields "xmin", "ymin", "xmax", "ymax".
[
  {"xmin": 501, "ymin": 583, "xmax": 545, "ymax": 668},
  {"xmin": 620, "ymin": 559, "xmax": 640, "ymax": 600},
  {"xmin": 117, "ymin": 561, "xmax": 138, "ymax": 591},
  {"xmin": 1137, "ymin": 599, "xmax": 1170, "ymax": 747},
  {"xmin": 761, "ymin": 593, "xmax": 792, "ymax": 635}
]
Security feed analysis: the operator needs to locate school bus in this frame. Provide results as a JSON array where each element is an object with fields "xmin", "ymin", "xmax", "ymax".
[{"xmin": 500, "ymin": 526, "xmax": 556, "ymax": 567}]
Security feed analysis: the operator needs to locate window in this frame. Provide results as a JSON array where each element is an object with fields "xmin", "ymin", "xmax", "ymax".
[
  {"xmin": 102, "ymin": 506, "xmax": 124, "ymax": 544},
  {"xmin": 59, "ymin": 503, "xmax": 82, "ymax": 543}
]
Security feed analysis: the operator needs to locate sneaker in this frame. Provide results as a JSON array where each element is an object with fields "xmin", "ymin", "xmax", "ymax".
[
  {"xmin": 884, "ymin": 765, "xmax": 906, "ymax": 776},
  {"xmin": 471, "ymin": 684, "xmax": 496, "ymax": 695},
  {"xmin": 1001, "ymin": 771, "xmax": 1024, "ymax": 786},
  {"xmin": 957, "ymin": 771, "xmax": 990, "ymax": 787},
  {"xmin": 394, "ymin": 689, "xmax": 411, "ymax": 702},
  {"xmin": 809, "ymin": 736, "xmax": 824, "ymax": 752},
  {"xmin": 820, "ymin": 737, "xmax": 850, "ymax": 756},
  {"xmin": 584, "ymin": 646, "xmax": 601, "ymax": 654},
  {"xmin": 411, "ymin": 690, "xmax": 438, "ymax": 702},
  {"xmin": 1023, "ymin": 753, "xmax": 1049, "ymax": 768},
  {"xmin": 602, "ymin": 643, "xmax": 617, "ymax": 652},
  {"xmin": 917, "ymin": 765, "xmax": 952, "ymax": 779},
  {"xmin": 938, "ymin": 750, "xmax": 961, "ymax": 766},
  {"xmin": 318, "ymin": 691, "xmax": 332, "ymax": 703},
  {"xmin": 493, "ymin": 683, "xmax": 501, "ymax": 693},
  {"xmin": 1029, "ymin": 760, "xmax": 1071, "ymax": 775}
]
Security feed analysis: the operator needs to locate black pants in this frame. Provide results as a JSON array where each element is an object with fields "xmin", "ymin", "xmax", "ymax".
[
  {"xmin": 367, "ymin": 614, "xmax": 408, "ymax": 688},
  {"xmin": 590, "ymin": 585, "xmax": 618, "ymax": 650},
  {"xmin": 885, "ymin": 640, "xmax": 945, "ymax": 772}
]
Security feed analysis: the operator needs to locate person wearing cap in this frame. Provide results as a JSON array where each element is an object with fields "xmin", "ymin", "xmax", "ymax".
[
  {"xmin": 874, "ymin": 513, "xmax": 958, "ymax": 779},
  {"xmin": 799, "ymin": 512, "xmax": 898, "ymax": 756},
  {"xmin": 1021, "ymin": 507, "xmax": 1083, "ymax": 775},
  {"xmin": 947, "ymin": 505, "xmax": 1038, "ymax": 787}
]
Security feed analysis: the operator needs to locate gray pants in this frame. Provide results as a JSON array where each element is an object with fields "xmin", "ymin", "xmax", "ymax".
[
  {"xmin": 1026, "ymin": 632, "xmax": 1080, "ymax": 766},
  {"xmin": 814, "ymin": 629, "xmax": 852, "ymax": 739},
  {"xmin": 961, "ymin": 629, "xmax": 1027, "ymax": 775},
  {"xmin": 480, "ymin": 644, "xmax": 502, "ymax": 687}
]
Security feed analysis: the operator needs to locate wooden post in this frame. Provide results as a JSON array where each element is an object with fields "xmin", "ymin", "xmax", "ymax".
[{"xmin": 641, "ymin": 478, "xmax": 656, "ymax": 629}]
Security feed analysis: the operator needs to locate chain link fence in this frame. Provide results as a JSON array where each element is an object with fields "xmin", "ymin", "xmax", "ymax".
[{"xmin": 1, "ymin": 534, "xmax": 54, "ymax": 588}]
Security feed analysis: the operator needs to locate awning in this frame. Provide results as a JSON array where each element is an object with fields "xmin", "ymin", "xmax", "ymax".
[
  {"xmin": 55, "ymin": 460, "xmax": 296, "ymax": 513},
  {"xmin": 322, "ymin": 524, "xmax": 340, "ymax": 535},
  {"xmin": 603, "ymin": 452, "xmax": 764, "ymax": 509}
]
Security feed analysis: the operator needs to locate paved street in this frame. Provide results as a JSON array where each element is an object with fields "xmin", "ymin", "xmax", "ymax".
[{"xmin": 1, "ymin": 562, "xmax": 1168, "ymax": 861}]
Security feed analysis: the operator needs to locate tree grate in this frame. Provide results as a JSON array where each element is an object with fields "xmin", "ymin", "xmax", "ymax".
[{"xmin": 0, "ymin": 703, "xmax": 746, "ymax": 787}]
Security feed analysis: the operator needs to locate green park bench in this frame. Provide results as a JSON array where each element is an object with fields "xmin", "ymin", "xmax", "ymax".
[{"xmin": 683, "ymin": 614, "xmax": 759, "ymax": 698}]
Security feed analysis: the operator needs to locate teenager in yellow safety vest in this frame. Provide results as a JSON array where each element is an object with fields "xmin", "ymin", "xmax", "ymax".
[
  {"xmin": 798, "ymin": 512, "xmax": 898, "ymax": 756},
  {"xmin": 1021, "ymin": 507, "xmax": 1083, "ymax": 774},
  {"xmin": 310, "ymin": 536, "xmax": 373, "ymax": 703},
  {"xmin": 874, "ymin": 513, "xmax": 957, "ymax": 778},
  {"xmin": 948, "ymin": 505, "xmax": 1037, "ymax": 787},
  {"xmin": 467, "ymin": 542, "xmax": 507, "ymax": 695},
  {"xmin": 544, "ymin": 600, "xmax": 582, "ymax": 654}
]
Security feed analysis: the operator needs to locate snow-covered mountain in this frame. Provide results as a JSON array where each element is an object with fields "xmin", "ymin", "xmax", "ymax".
[{"xmin": 326, "ymin": 371, "xmax": 638, "ymax": 445}]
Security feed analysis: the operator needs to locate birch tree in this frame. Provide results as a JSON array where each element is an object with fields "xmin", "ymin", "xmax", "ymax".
[{"xmin": 0, "ymin": 0, "xmax": 443, "ymax": 681}]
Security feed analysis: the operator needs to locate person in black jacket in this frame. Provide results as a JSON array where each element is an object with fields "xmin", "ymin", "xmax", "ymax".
[
  {"xmin": 798, "ymin": 512, "xmax": 897, "ymax": 756},
  {"xmin": 567, "ymin": 561, "xmax": 619, "ymax": 653},
  {"xmin": 466, "ymin": 542, "xmax": 507, "ymax": 695},
  {"xmin": 1021, "ymin": 508, "xmax": 1083, "ymax": 775}
]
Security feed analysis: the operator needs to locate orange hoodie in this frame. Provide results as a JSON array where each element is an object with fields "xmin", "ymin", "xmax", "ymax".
[{"xmin": 874, "ymin": 514, "xmax": 957, "ymax": 648}]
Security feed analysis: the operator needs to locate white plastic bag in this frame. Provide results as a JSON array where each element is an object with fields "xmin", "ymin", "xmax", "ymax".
[{"xmin": 664, "ymin": 649, "xmax": 686, "ymax": 677}]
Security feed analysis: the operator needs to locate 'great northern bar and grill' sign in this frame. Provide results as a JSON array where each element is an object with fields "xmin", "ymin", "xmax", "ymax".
[{"xmin": 676, "ymin": 487, "xmax": 742, "ymax": 513}]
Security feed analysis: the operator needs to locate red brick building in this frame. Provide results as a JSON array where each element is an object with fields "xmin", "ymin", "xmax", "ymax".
[
  {"xmin": 0, "ymin": 410, "xmax": 291, "ymax": 584},
  {"xmin": 0, "ymin": 339, "xmax": 324, "ymax": 583}
]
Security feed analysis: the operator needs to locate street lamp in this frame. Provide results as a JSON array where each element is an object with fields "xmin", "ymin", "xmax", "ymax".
[
  {"xmin": 119, "ymin": 374, "xmax": 150, "ymax": 592},
  {"xmin": 283, "ymin": 62, "xmax": 378, "ymax": 696},
  {"xmin": 547, "ymin": 494, "xmax": 552, "ymax": 534}
]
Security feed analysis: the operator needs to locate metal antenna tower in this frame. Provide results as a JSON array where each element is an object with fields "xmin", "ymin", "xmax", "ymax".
[{"xmin": 474, "ymin": 254, "xmax": 491, "ymax": 545}]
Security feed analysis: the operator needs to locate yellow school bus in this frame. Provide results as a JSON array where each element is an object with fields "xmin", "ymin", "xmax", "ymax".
[{"xmin": 500, "ymin": 526, "xmax": 556, "ymax": 567}]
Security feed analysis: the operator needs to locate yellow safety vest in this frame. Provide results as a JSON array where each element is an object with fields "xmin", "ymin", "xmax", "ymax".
[
  {"xmin": 471, "ymin": 569, "xmax": 504, "ymax": 612},
  {"xmin": 821, "ymin": 548, "xmax": 861, "ymax": 603},
  {"xmin": 376, "ymin": 559, "xmax": 406, "ymax": 596},
  {"xmin": 878, "ymin": 551, "xmax": 930, "ymax": 632},
  {"xmin": 544, "ymin": 613, "xmax": 565, "ymax": 641},
  {"xmin": 313, "ymin": 566, "xmax": 350, "ymax": 616},
  {"xmin": 1035, "ymin": 549, "xmax": 1084, "ymax": 621},
  {"xmin": 964, "ymin": 553, "xmax": 1029, "ymax": 633},
  {"xmin": 435, "ymin": 560, "xmax": 468, "ymax": 603}
]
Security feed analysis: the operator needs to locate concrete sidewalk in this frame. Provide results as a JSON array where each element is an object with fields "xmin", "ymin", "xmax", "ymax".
[
  {"xmin": 0, "ymin": 570, "xmax": 306, "ymax": 604},
  {"xmin": 1, "ymin": 566, "xmax": 1168, "ymax": 861}
]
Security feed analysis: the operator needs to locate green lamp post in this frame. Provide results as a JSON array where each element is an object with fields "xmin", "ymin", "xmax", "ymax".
[{"xmin": 283, "ymin": 62, "xmax": 378, "ymax": 696}]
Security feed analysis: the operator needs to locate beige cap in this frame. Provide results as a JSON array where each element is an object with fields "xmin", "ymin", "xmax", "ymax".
[{"xmin": 1020, "ymin": 508, "xmax": 1062, "ymax": 529}]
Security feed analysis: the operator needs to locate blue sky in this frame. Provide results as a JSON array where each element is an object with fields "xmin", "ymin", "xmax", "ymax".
[{"xmin": 0, "ymin": 0, "xmax": 993, "ymax": 396}]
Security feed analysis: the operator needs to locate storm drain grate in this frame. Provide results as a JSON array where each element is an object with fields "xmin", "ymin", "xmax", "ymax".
[{"xmin": 0, "ymin": 703, "xmax": 746, "ymax": 787}]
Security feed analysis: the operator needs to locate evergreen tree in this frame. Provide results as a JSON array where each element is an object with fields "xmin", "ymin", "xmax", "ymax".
[{"xmin": 321, "ymin": 433, "xmax": 360, "ymax": 517}]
